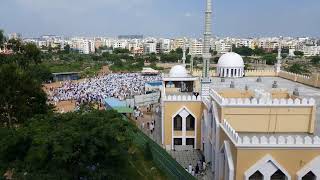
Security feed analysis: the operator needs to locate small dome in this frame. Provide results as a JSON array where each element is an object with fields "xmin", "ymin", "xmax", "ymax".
[
  {"xmin": 217, "ymin": 52, "xmax": 244, "ymax": 68},
  {"xmin": 169, "ymin": 65, "xmax": 188, "ymax": 77}
]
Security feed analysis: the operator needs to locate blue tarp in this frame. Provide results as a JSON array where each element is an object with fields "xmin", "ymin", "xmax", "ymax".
[
  {"xmin": 104, "ymin": 98, "xmax": 126, "ymax": 108},
  {"xmin": 104, "ymin": 98, "xmax": 133, "ymax": 113},
  {"xmin": 145, "ymin": 81, "xmax": 162, "ymax": 86}
]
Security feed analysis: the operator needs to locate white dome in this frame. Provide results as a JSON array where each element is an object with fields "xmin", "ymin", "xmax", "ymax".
[
  {"xmin": 169, "ymin": 65, "xmax": 188, "ymax": 77},
  {"xmin": 217, "ymin": 52, "xmax": 244, "ymax": 68}
]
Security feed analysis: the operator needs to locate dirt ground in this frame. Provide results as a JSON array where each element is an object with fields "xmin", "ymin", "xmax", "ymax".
[{"xmin": 43, "ymin": 65, "xmax": 110, "ymax": 113}]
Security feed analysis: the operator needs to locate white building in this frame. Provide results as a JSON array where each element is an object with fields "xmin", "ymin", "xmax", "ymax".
[
  {"xmin": 113, "ymin": 40, "xmax": 128, "ymax": 49},
  {"xmin": 189, "ymin": 40, "xmax": 203, "ymax": 55},
  {"xmin": 215, "ymin": 40, "xmax": 232, "ymax": 54},
  {"xmin": 143, "ymin": 42, "xmax": 157, "ymax": 54},
  {"xmin": 303, "ymin": 45, "xmax": 320, "ymax": 57}
]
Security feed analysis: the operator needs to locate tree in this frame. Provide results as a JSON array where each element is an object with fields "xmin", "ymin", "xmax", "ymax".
[
  {"xmin": 252, "ymin": 47, "xmax": 265, "ymax": 56},
  {"xmin": 262, "ymin": 54, "xmax": 277, "ymax": 65},
  {"xmin": 294, "ymin": 51, "xmax": 304, "ymax": 56},
  {"xmin": 7, "ymin": 39, "xmax": 22, "ymax": 53},
  {"xmin": 113, "ymin": 48, "xmax": 130, "ymax": 54},
  {"xmin": 0, "ymin": 110, "xmax": 149, "ymax": 179},
  {"xmin": 0, "ymin": 64, "xmax": 49, "ymax": 128},
  {"xmin": 64, "ymin": 44, "xmax": 71, "ymax": 54},
  {"xmin": 27, "ymin": 64, "xmax": 53, "ymax": 83},
  {"xmin": 311, "ymin": 56, "xmax": 320, "ymax": 64},
  {"xmin": 22, "ymin": 43, "xmax": 41, "ymax": 64},
  {"xmin": 0, "ymin": 29, "xmax": 5, "ymax": 48},
  {"xmin": 233, "ymin": 46, "xmax": 253, "ymax": 57},
  {"xmin": 286, "ymin": 63, "xmax": 310, "ymax": 74}
]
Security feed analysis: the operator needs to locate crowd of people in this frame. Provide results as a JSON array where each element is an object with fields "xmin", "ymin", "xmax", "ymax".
[{"xmin": 48, "ymin": 73, "xmax": 161, "ymax": 105}]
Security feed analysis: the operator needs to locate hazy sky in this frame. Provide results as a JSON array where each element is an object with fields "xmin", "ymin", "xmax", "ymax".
[{"xmin": 0, "ymin": 0, "xmax": 319, "ymax": 38}]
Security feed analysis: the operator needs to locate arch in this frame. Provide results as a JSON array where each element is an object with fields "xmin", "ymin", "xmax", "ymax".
[
  {"xmin": 302, "ymin": 171, "xmax": 316, "ymax": 180},
  {"xmin": 271, "ymin": 169, "xmax": 286, "ymax": 180},
  {"xmin": 249, "ymin": 170, "xmax": 263, "ymax": 180},
  {"xmin": 218, "ymin": 141, "xmax": 234, "ymax": 180},
  {"xmin": 244, "ymin": 155, "xmax": 291, "ymax": 180},
  {"xmin": 297, "ymin": 156, "xmax": 320, "ymax": 180},
  {"xmin": 173, "ymin": 114, "xmax": 182, "ymax": 131},
  {"xmin": 186, "ymin": 114, "xmax": 195, "ymax": 131},
  {"xmin": 171, "ymin": 106, "xmax": 198, "ymax": 149}
]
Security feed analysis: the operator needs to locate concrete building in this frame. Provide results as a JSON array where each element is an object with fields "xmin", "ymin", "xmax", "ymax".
[
  {"xmin": 143, "ymin": 41, "xmax": 157, "ymax": 54},
  {"xmin": 113, "ymin": 40, "xmax": 128, "ymax": 49},
  {"xmin": 160, "ymin": 0, "xmax": 320, "ymax": 179},
  {"xmin": 189, "ymin": 40, "xmax": 203, "ymax": 55},
  {"xmin": 302, "ymin": 45, "xmax": 320, "ymax": 57}
]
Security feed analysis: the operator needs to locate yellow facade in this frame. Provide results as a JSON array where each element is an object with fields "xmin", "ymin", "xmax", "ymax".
[
  {"xmin": 163, "ymin": 101, "xmax": 203, "ymax": 149},
  {"xmin": 236, "ymin": 148, "xmax": 320, "ymax": 180},
  {"xmin": 220, "ymin": 106, "xmax": 316, "ymax": 133}
]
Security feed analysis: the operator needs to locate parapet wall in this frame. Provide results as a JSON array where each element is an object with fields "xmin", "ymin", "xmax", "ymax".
[
  {"xmin": 192, "ymin": 70, "xmax": 217, "ymax": 77},
  {"xmin": 278, "ymin": 71, "xmax": 320, "ymax": 88},
  {"xmin": 190, "ymin": 69, "xmax": 320, "ymax": 89},
  {"xmin": 222, "ymin": 120, "xmax": 320, "ymax": 148},
  {"xmin": 210, "ymin": 89, "xmax": 316, "ymax": 107},
  {"xmin": 244, "ymin": 70, "xmax": 276, "ymax": 77},
  {"xmin": 163, "ymin": 95, "xmax": 202, "ymax": 102}
]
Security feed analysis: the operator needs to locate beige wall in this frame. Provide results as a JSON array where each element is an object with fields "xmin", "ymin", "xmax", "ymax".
[
  {"xmin": 163, "ymin": 101, "xmax": 204, "ymax": 149},
  {"xmin": 218, "ymin": 90, "xmax": 254, "ymax": 99},
  {"xmin": 245, "ymin": 70, "xmax": 276, "ymax": 77},
  {"xmin": 220, "ymin": 106, "xmax": 316, "ymax": 133},
  {"xmin": 279, "ymin": 71, "xmax": 320, "ymax": 88},
  {"xmin": 219, "ymin": 133, "xmax": 320, "ymax": 180},
  {"xmin": 236, "ymin": 148, "xmax": 320, "ymax": 180},
  {"xmin": 271, "ymin": 90, "xmax": 290, "ymax": 99}
]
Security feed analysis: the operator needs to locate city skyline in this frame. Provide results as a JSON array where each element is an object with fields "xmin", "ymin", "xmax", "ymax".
[{"xmin": 0, "ymin": 0, "xmax": 320, "ymax": 38}]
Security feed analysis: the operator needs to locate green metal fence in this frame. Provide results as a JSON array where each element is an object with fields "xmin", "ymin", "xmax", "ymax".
[{"xmin": 122, "ymin": 115, "xmax": 195, "ymax": 180}]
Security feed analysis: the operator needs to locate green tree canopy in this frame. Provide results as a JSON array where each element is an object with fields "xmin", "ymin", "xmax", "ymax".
[
  {"xmin": 286, "ymin": 63, "xmax": 310, "ymax": 75},
  {"xmin": 22, "ymin": 43, "xmax": 42, "ymax": 64},
  {"xmin": 0, "ymin": 30, "xmax": 5, "ymax": 48},
  {"xmin": 63, "ymin": 44, "xmax": 71, "ymax": 54},
  {"xmin": 113, "ymin": 48, "xmax": 130, "ymax": 54},
  {"xmin": 0, "ymin": 64, "xmax": 49, "ymax": 128},
  {"xmin": 7, "ymin": 39, "xmax": 23, "ymax": 53},
  {"xmin": 233, "ymin": 46, "xmax": 253, "ymax": 57},
  {"xmin": 0, "ymin": 110, "xmax": 161, "ymax": 179},
  {"xmin": 311, "ymin": 56, "xmax": 320, "ymax": 64},
  {"xmin": 263, "ymin": 54, "xmax": 277, "ymax": 65},
  {"xmin": 294, "ymin": 51, "xmax": 304, "ymax": 56},
  {"xmin": 252, "ymin": 47, "xmax": 265, "ymax": 56}
]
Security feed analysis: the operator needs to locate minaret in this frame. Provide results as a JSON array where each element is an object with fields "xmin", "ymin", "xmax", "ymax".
[
  {"xmin": 182, "ymin": 45, "xmax": 186, "ymax": 65},
  {"xmin": 202, "ymin": 0, "xmax": 212, "ymax": 80},
  {"xmin": 275, "ymin": 37, "xmax": 282, "ymax": 73},
  {"xmin": 201, "ymin": 0, "xmax": 212, "ymax": 96}
]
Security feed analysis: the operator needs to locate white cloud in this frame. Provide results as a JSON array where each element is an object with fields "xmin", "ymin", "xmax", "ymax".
[{"xmin": 184, "ymin": 12, "xmax": 192, "ymax": 17}]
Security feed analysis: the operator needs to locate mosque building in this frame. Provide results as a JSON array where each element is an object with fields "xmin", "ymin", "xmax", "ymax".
[{"xmin": 160, "ymin": 0, "xmax": 320, "ymax": 179}]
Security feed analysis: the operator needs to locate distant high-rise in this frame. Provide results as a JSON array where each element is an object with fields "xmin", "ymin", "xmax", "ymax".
[{"xmin": 118, "ymin": 35, "xmax": 143, "ymax": 40}]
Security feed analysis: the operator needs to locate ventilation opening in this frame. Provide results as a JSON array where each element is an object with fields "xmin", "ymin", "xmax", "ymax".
[
  {"xmin": 271, "ymin": 169, "xmax": 286, "ymax": 180},
  {"xmin": 302, "ymin": 171, "xmax": 316, "ymax": 180},
  {"xmin": 249, "ymin": 170, "xmax": 263, "ymax": 180}
]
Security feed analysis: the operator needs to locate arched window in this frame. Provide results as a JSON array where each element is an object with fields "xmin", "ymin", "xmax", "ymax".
[
  {"xmin": 271, "ymin": 170, "xmax": 286, "ymax": 180},
  {"xmin": 174, "ymin": 115, "xmax": 182, "ymax": 131},
  {"xmin": 186, "ymin": 114, "xmax": 195, "ymax": 131},
  {"xmin": 249, "ymin": 171, "xmax": 263, "ymax": 180},
  {"xmin": 302, "ymin": 171, "xmax": 316, "ymax": 180}
]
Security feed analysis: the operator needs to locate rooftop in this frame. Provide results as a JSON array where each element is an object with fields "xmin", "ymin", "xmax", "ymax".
[{"xmin": 211, "ymin": 76, "xmax": 320, "ymax": 137}]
